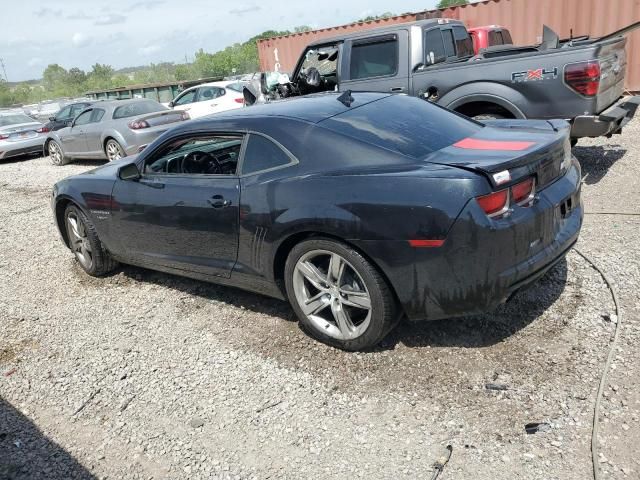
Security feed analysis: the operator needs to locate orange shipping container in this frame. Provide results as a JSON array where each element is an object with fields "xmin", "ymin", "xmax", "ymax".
[{"xmin": 257, "ymin": 0, "xmax": 640, "ymax": 91}]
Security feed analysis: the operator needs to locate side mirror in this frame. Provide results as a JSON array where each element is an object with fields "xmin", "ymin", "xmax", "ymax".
[
  {"xmin": 118, "ymin": 162, "xmax": 141, "ymax": 181},
  {"xmin": 168, "ymin": 101, "xmax": 174, "ymax": 108}
]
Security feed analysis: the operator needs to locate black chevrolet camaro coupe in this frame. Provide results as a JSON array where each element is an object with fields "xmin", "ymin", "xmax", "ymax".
[{"xmin": 51, "ymin": 92, "xmax": 583, "ymax": 350}]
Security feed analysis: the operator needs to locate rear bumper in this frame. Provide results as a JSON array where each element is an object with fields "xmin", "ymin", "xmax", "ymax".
[
  {"xmin": 0, "ymin": 136, "xmax": 46, "ymax": 160},
  {"xmin": 571, "ymin": 96, "xmax": 640, "ymax": 138},
  {"xmin": 356, "ymin": 159, "xmax": 583, "ymax": 322}
]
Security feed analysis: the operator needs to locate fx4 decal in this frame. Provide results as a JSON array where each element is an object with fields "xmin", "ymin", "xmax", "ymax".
[{"xmin": 511, "ymin": 67, "xmax": 558, "ymax": 83}]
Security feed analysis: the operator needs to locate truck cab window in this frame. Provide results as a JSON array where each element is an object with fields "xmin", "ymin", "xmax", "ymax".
[
  {"xmin": 442, "ymin": 29, "xmax": 456, "ymax": 58},
  {"xmin": 453, "ymin": 26, "xmax": 474, "ymax": 58},
  {"xmin": 424, "ymin": 28, "xmax": 446, "ymax": 64},
  {"xmin": 349, "ymin": 37, "xmax": 398, "ymax": 79},
  {"xmin": 298, "ymin": 45, "xmax": 339, "ymax": 93}
]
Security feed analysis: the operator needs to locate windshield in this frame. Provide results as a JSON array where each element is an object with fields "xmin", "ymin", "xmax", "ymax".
[
  {"xmin": 300, "ymin": 46, "xmax": 339, "ymax": 77},
  {"xmin": 113, "ymin": 100, "xmax": 166, "ymax": 119},
  {"xmin": 0, "ymin": 114, "xmax": 37, "ymax": 127}
]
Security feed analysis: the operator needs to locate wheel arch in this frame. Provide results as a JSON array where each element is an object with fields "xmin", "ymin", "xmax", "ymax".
[
  {"xmin": 272, "ymin": 230, "xmax": 401, "ymax": 305},
  {"xmin": 442, "ymin": 86, "xmax": 527, "ymax": 119},
  {"xmin": 54, "ymin": 196, "xmax": 76, "ymax": 248}
]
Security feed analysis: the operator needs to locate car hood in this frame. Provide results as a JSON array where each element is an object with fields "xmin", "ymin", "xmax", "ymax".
[{"xmin": 75, "ymin": 155, "xmax": 139, "ymax": 179}]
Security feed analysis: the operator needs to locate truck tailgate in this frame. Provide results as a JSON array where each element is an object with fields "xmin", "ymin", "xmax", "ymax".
[{"xmin": 595, "ymin": 37, "xmax": 627, "ymax": 112}]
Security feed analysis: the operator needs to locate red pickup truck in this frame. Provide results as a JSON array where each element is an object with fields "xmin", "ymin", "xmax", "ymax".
[{"xmin": 468, "ymin": 25, "xmax": 513, "ymax": 54}]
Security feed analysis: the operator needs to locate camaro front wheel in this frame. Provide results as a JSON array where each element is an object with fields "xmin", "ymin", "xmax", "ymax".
[
  {"xmin": 284, "ymin": 238, "xmax": 399, "ymax": 351},
  {"xmin": 64, "ymin": 205, "xmax": 118, "ymax": 276}
]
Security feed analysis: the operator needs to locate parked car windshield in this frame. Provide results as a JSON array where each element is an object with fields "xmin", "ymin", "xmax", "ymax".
[
  {"xmin": 320, "ymin": 96, "xmax": 482, "ymax": 158},
  {"xmin": 113, "ymin": 100, "xmax": 166, "ymax": 119},
  {"xmin": 0, "ymin": 114, "xmax": 37, "ymax": 126}
]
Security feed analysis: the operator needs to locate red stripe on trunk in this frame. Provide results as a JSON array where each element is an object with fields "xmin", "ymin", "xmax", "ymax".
[{"xmin": 454, "ymin": 138, "xmax": 535, "ymax": 151}]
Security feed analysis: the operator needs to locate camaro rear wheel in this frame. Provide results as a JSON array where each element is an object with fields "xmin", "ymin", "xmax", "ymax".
[
  {"xmin": 48, "ymin": 140, "xmax": 69, "ymax": 166},
  {"xmin": 64, "ymin": 205, "xmax": 118, "ymax": 276},
  {"xmin": 284, "ymin": 238, "xmax": 399, "ymax": 351},
  {"xmin": 105, "ymin": 139, "xmax": 125, "ymax": 162}
]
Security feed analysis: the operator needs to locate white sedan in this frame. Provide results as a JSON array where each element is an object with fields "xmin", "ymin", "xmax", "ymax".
[{"xmin": 168, "ymin": 81, "xmax": 246, "ymax": 119}]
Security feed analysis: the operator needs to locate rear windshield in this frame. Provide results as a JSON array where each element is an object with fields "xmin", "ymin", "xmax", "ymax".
[
  {"xmin": 113, "ymin": 100, "xmax": 166, "ymax": 119},
  {"xmin": 320, "ymin": 96, "xmax": 482, "ymax": 158},
  {"xmin": 0, "ymin": 114, "xmax": 36, "ymax": 127}
]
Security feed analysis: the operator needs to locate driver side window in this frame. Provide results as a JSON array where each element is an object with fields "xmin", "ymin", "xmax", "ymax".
[
  {"xmin": 144, "ymin": 134, "xmax": 244, "ymax": 176},
  {"xmin": 174, "ymin": 89, "xmax": 197, "ymax": 106},
  {"xmin": 73, "ymin": 110, "xmax": 93, "ymax": 126}
]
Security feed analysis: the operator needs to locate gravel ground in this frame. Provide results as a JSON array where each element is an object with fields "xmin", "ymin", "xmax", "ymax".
[{"xmin": 1, "ymin": 120, "xmax": 639, "ymax": 479}]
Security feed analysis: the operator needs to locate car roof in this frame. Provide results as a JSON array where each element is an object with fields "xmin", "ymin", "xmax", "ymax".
[
  {"xmin": 199, "ymin": 92, "xmax": 391, "ymax": 124},
  {"xmin": 307, "ymin": 18, "xmax": 464, "ymax": 47}
]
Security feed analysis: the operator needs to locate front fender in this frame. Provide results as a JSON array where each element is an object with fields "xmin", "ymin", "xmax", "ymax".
[{"xmin": 441, "ymin": 82, "xmax": 529, "ymax": 119}]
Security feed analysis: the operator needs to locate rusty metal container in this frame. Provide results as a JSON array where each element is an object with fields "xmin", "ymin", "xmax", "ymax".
[{"xmin": 257, "ymin": 0, "xmax": 640, "ymax": 91}]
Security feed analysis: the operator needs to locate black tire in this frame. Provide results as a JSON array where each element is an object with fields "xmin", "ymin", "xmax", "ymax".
[
  {"xmin": 64, "ymin": 204, "xmax": 118, "ymax": 276},
  {"xmin": 48, "ymin": 140, "xmax": 69, "ymax": 166},
  {"xmin": 105, "ymin": 139, "xmax": 126, "ymax": 162},
  {"xmin": 284, "ymin": 237, "xmax": 399, "ymax": 351},
  {"xmin": 472, "ymin": 112, "xmax": 506, "ymax": 121}
]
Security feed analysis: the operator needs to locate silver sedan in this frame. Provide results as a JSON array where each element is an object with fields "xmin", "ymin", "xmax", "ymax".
[
  {"xmin": 44, "ymin": 99, "xmax": 189, "ymax": 166},
  {"xmin": 0, "ymin": 112, "xmax": 48, "ymax": 160}
]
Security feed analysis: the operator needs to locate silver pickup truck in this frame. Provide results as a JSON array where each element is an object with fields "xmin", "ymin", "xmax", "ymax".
[{"xmin": 246, "ymin": 18, "xmax": 640, "ymax": 143}]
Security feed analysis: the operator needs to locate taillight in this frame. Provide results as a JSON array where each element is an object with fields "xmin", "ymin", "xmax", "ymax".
[
  {"xmin": 0, "ymin": 134, "xmax": 8, "ymax": 141},
  {"xmin": 476, "ymin": 189, "xmax": 509, "ymax": 217},
  {"xmin": 564, "ymin": 60, "xmax": 600, "ymax": 97},
  {"xmin": 234, "ymin": 98, "xmax": 244, "ymax": 104},
  {"xmin": 512, "ymin": 177, "xmax": 535, "ymax": 205},
  {"xmin": 477, "ymin": 177, "xmax": 537, "ymax": 218},
  {"xmin": 128, "ymin": 120, "xmax": 150, "ymax": 130},
  {"xmin": 37, "ymin": 126, "xmax": 50, "ymax": 133}
]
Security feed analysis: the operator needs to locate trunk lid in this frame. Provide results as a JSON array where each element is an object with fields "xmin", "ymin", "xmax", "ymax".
[
  {"xmin": 0, "ymin": 122, "xmax": 42, "ymax": 142},
  {"xmin": 424, "ymin": 120, "xmax": 570, "ymax": 190},
  {"xmin": 135, "ymin": 110, "xmax": 186, "ymax": 128}
]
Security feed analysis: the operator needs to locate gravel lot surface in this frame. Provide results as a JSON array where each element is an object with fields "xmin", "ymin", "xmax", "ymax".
[{"xmin": 1, "ymin": 120, "xmax": 639, "ymax": 479}]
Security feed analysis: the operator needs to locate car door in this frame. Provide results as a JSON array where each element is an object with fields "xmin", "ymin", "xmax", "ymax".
[
  {"xmin": 341, "ymin": 31, "xmax": 409, "ymax": 94},
  {"xmin": 170, "ymin": 87, "xmax": 198, "ymax": 114},
  {"xmin": 110, "ymin": 133, "xmax": 242, "ymax": 277},
  {"xmin": 60, "ymin": 109, "xmax": 92, "ymax": 155},
  {"xmin": 83, "ymin": 108, "xmax": 107, "ymax": 156}
]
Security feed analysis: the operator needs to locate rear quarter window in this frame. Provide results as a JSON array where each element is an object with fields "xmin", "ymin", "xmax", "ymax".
[{"xmin": 320, "ymin": 96, "xmax": 482, "ymax": 159}]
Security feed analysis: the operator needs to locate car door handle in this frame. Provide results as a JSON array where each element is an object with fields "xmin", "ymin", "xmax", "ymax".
[
  {"xmin": 208, "ymin": 195, "xmax": 231, "ymax": 208},
  {"xmin": 390, "ymin": 87, "xmax": 404, "ymax": 92}
]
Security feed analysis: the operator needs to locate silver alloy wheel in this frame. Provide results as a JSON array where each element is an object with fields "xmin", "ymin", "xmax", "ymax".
[
  {"xmin": 49, "ymin": 141, "xmax": 62, "ymax": 165},
  {"xmin": 106, "ymin": 141, "xmax": 123, "ymax": 161},
  {"xmin": 292, "ymin": 249, "xmax": 372, "ymax": 341},
  {"xmin": 67, "ymin": 212, "xmax": 93, "ymax": 269}
]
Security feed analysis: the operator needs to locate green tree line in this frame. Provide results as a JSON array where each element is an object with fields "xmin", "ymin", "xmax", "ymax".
[{"xmin": 0, "ymin": 27, "xmax": 311, "ymax": 107}]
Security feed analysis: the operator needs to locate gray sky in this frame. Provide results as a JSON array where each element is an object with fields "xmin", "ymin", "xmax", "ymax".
[{"xmin": 1, "ymin": 0, "xmax": 443, "ymax": 81}]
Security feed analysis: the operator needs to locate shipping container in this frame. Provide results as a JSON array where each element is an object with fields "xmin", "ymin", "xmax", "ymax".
[{"xmin": 257, "ymin": 0, "xmax": 640, "ymax": 91}]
